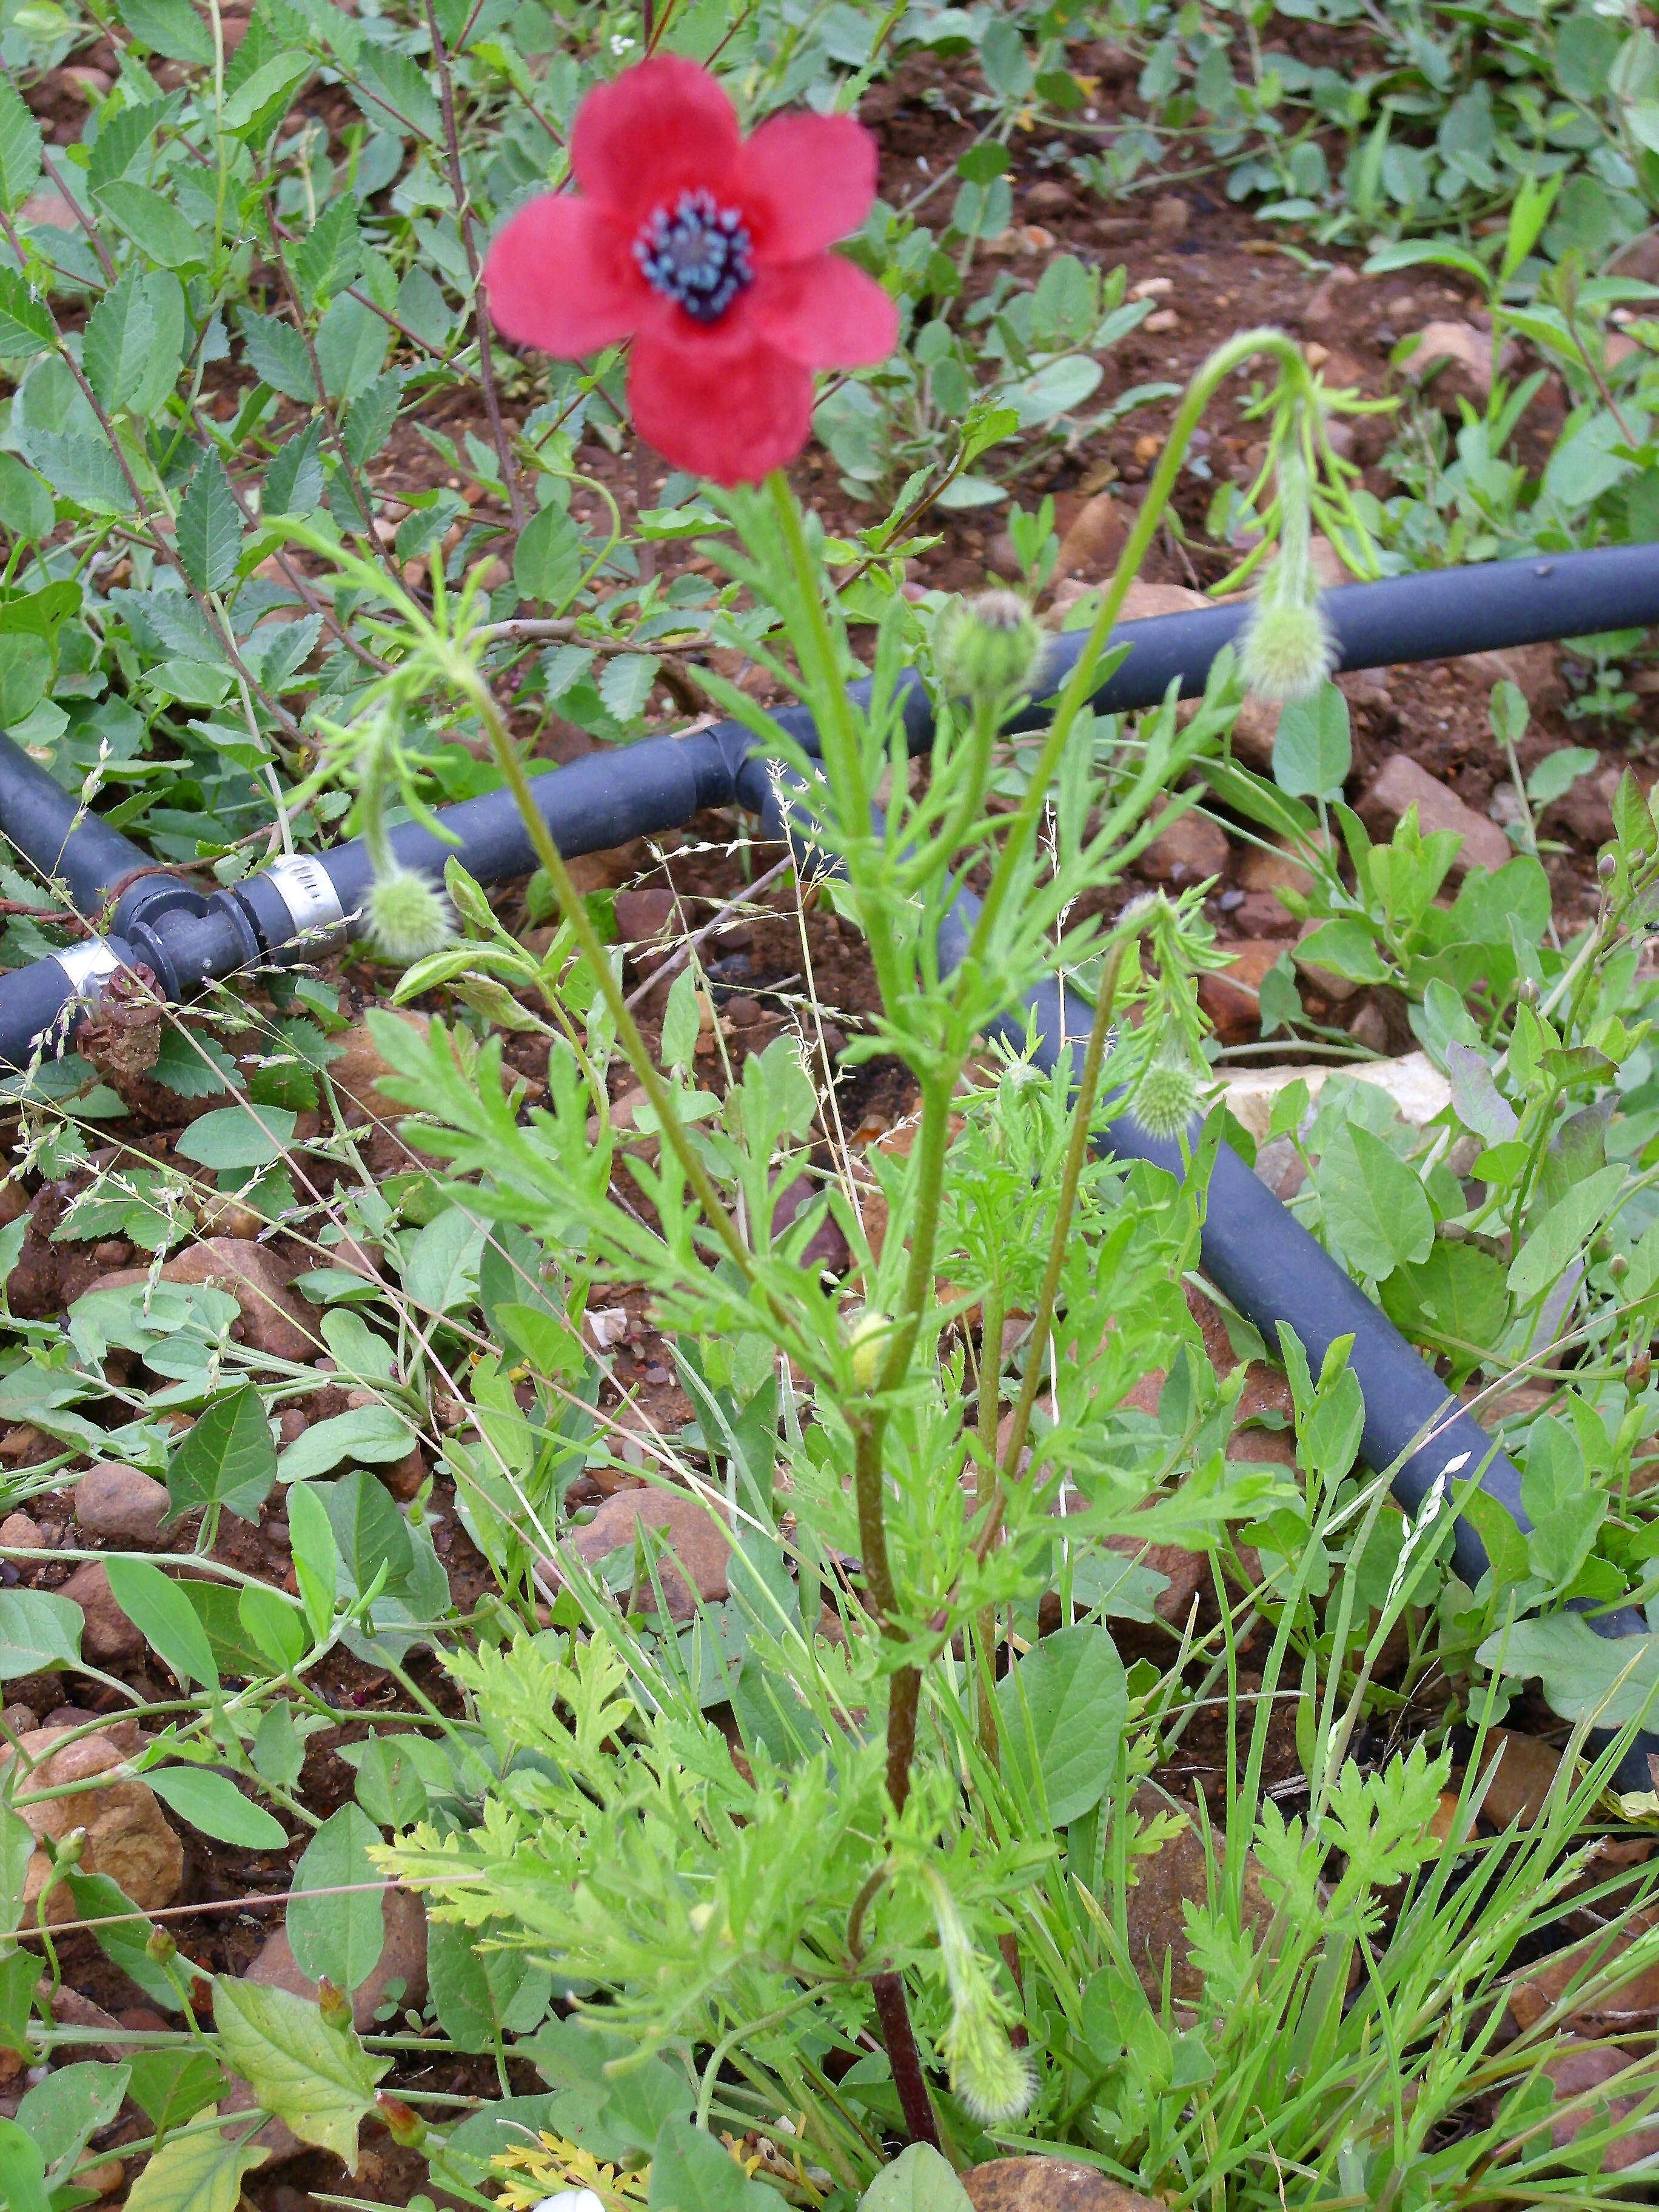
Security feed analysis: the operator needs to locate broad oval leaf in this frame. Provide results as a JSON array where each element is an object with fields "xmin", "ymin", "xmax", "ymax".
[{"xmin": 146, "ymin": 1766, "xmax": 287, "ymax": 1849}]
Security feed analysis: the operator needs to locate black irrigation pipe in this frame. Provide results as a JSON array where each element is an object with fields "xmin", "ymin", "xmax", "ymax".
[{"xmin": 1, "ymin": 541, "xmax": 1658, "ymax": 1772}]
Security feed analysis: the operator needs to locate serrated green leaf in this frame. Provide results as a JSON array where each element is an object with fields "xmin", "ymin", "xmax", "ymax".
[
  {"xmin": 84, "ymin": 266, "xmax": 156, "ymax": 412},
  {"xmin": 177, "ymin": 451, "xmax": 243, "ymax": 595},
  {"xmin": 0, "ymin": 454, "xmax": 52, "ymax": 541},
  {"xmin": 0, "ymin": 81, "xmax": 42, "ymax": 214},
  {"xmin": 293, "ymin": 195, "xmax": 362, "ymax": 311},
  {"xmin": 0, "ymin": 267, "xmax": 52, "ymax": 360},
  {"xmin": 264, "ymin": 419, "xmax": 324, "ymax": 514},
  {"xmin": 349, "ymin": 41, "xmax": 443, "ymax": 141},
  {"xmin": 341, "ymin": 368, "xmax": 404, "ymax": 466},
  {"xmin": 213, "ymin": 1976, "xmax": 388, "ymax": 2168},
  {"xmin": 11, "ymin": 429, "xmax": 131, "ymax": 514},
  {"xmin": 95, "ymin": 180, "xmax": 204, "ymax": 270},
  {"xmin": 222, "ymin": 47, "xmax": 313, "ymax": 130},
  {"xmin": 119, "ymin": 0, "xmax": 213, "ymax": 61},
  {"xmin": 123, "ymin": 2114, "xmax": 263, "ymax": 2212},
  {"xmin": 238, "ymin": 309, "xmax": 317, "ymax": 403},
  {"xmin": 514, "ymin": 500, "xmax": 581, "ymax": 606},
  {"xmin": 87, "ymin": 95, "xmax": 180, "ymax": 195},
  {"xmin": 598, "ymin": 651, "xmax": 659, "ymax": 723}
]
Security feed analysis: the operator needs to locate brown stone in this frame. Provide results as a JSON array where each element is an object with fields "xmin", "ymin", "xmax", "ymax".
[
  {"xmin": 1541, "ymin": 2042, "xmax": 1659, "ymax": 2168},
  {"xmin": 1102, "ymin": 1535, "xmax": 1204, "ymax": 1626},
  {"xmin": 1236, "ymin": 839, "xmax": 1318, "ymax": 897},
  {"xmin": 1123, "ymin": 1791, "xmax": 1279, "ymax": 2003},
  {"xmin": 1139, "ymin": 799, "xmax": 1229, "ymax": 888},
  {"xmin": 1463, "ymin": 641, "xmax": 1560, "ymax": 713},
  {"xmin": 1544, "ymin": 763, "xmax": 1618, "ymax": 852},
  {"xmin": 59, "ymin": 1561, "xmax": 146, "ymax": 1664},
  {"xmin": 1231, "ymin": 890, "xmax": 1295, "ymax": 937},
  {"xmin": 1051, "ymin": 492, "xmax": 1128, "ymax": 582},
  {"xmin": 1118, "ymin": 580, "xmax": 1208, "ymax": 623},
  {"xmin": 0, "ymin": 1512, "xmax": 38, "ymax": 1550},
  {"xmin": 73, "ymin": 1461, "xmax": 169, "ymax": 1544},
  {"xmin": 963, "ymin": 2157, "xmax": 1164, "ymax": 2212},
  {"xmin": 1149, "ymin": 194, "xmax": 1190, "ymax": 242},
  {"xmin": 561, "ymin": 1487, "xmax": 731, "ymax": 1620},
  {"xmin": 612, "ymin": 888, "xmax": 679, "ymax": 943},
  {"xmin": 1357, "ymin": 754, "xmax": 1510, "ymax": 880},
  {"xmin": 326, "ymin": 1013, "xmax": 430, "ymax": 1118},
  {"xmin": 1472, "ymin": 1729, "xmax": 1564, "ymax": 1830},
  {"xmin": 1405, "ymin": 320, "xmax": 1514, "ymax": 404},
  {"xmin": 1300, "ymin": 266, "xmax": 1359, "ymax": 332},
  {"xmin": 87, "ymin": 1239, "xmax": 316, "ymax": 1364},
  {"xmin": 4, "ymin": 1728, "xmax": 183, "ymax": 1919},
  {"xmin": 246, "ymin": 1885, "xmax": 427, "ymax": 2019},
  {"xmin": 1198, "ymin": 940, "xmax": 1295, "ymax": 1045},
  {"xmin": 1507, "ymin": 1926, "xmax": 1659, "ymax": 2037}
]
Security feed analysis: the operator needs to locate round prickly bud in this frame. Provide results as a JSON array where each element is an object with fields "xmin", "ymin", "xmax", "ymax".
[
  {"xmin": 936, "ymin": 590, "xmax": 1044, "ymax": 704},
  {"xmin": 1128, "ymin": 1057, "xmax": 1200, "ymax": 1142},
  {"xmin": 849, "ymin": 1309, "xmax": 893, "ymax": 1390},
  {"xmin": 368, "ymin": 866, "xmax": 455, "ymax": 962},
  {"xmin": 317, "ymin": 1978, "xmax": 352, "ymax": 2029},
  {"xmin": 1239, "ymin": 593, "xmax": 1336, "ymax": 702}
]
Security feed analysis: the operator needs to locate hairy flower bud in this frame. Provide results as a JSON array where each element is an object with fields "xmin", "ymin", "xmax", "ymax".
[
  {"xmin": 923, "ymin": 1863, "xmax": 1035, "ymax": 2126},
  {"xmin": 317, "ymin": 1978, "xmax": 352, "ymax": 2029},
  {"xmin": 146, "ymin": 1925, "xmax": 178, "ymax": 1964},
  {"xmin": 940, "ymin": 1999, "xmax": 1037, "ymax": 2124},
  {"xmin": 936, "ymin": 591, "xmax": 1044, "ymax": 705},
  {"xmin": 368, "ymin": 866, "xmax": 456, "ymax": 962},
  {"xmin": 1239, "ymin": 594, "xmax": 1336, "ymax": 703}
]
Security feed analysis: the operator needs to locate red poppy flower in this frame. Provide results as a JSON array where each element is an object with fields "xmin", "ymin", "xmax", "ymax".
[{"xmin": 483, "ymin": 56, "xmax": 898, "ymax": 485}]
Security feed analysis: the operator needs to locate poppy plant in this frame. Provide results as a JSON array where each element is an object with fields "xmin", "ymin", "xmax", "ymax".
[{"xmin": 483, "ymin": 56, "xmax": 899, "ymax": 485}]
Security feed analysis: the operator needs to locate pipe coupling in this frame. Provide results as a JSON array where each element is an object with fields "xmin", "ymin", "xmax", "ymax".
[{"xmin": 261, "ymin": 854, "xmax": 350, "ymax": 949}]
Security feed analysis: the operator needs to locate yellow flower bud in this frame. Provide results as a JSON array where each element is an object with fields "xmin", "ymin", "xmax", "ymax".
[{"xmin": 849, "ymin": 1309, "xmax": 893, "ymax": 1390}]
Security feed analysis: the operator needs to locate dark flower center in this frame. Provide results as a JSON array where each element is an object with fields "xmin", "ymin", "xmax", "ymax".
[{"xmin": 634, "ymin": 189, "xmax": 754, "ymax": 323}]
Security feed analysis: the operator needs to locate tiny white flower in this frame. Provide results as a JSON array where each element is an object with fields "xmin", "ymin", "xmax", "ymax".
[
  {"xmin": 609, "ymin": 32, "xmax": 635, "ymax": 50},
  {"xmin": 531, "ymin": 2193, "xmax": 606, "ymax": 2212}
]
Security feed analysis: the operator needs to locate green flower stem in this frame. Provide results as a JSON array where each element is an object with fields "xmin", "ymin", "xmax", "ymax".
[
  {"xmin": 996, "ymin": 943, "xmax": 1126, "ymax": 1488},
  {"xmin": 764, "ymin": 471, "xmax": 908, "ymax": 1017},
  {"xmin": 450, "ymin": 659, "xmax": 760, "ymax": 1290},
  {"xmin": 962, "ymin": 329, "xmax": 1318, "ymax": 980}
]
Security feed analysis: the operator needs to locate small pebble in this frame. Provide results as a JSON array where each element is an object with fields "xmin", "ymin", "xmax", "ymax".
[{"xmin": 644, "ymin": 1366, "xmax": 671, "ymax": 1386}]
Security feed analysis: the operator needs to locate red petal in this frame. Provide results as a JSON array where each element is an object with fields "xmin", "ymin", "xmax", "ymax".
[
  {"xmin": 571, "ymin": 56, "xmax": 741, "ymax": 230},
  {"xmin": 749, "ymin": 253, "xmax": 897, "ymax": 369},
  {"xmin": 736, "ymin": 112, "xmax": 879, "ymax": 258},
  {"xmin": 483, "ymin": 194, "xmax": 642, "ymax": 356},
  {"xmin": 628, "ymin": 330, "xmax": 813, "ymax": 484}
]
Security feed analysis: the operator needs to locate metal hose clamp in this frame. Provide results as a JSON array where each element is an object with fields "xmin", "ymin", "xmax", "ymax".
[
  {"xmin": 50, "ymin": 938, "xmax": 126, "ymax": 997},
  {"xmin": 262, "ymin": 854, "xmax": 349, "ymax": 950}
]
